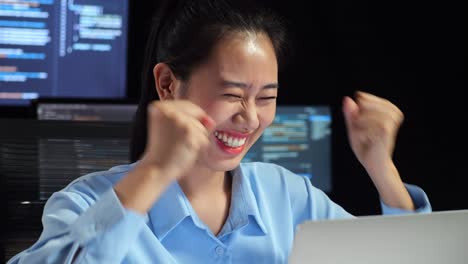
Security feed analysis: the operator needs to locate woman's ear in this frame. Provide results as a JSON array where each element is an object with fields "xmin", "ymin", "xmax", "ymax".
[{"xmin": 153, "ymin": 63, "xmax": 179, "ymax": 100}]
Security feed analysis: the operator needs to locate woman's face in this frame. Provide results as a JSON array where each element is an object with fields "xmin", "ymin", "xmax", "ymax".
[{"xmin": 178, "ymin": 32, "xmax": 278, "ymax": 172}]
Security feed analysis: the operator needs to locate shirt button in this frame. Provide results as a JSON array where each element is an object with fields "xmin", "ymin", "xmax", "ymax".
[{"xmin": 215, "ymin": 246, "xmax": 225, "ymax": 255}]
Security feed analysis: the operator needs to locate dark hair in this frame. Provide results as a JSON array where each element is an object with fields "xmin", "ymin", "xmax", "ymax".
[{"xmin": 130, "ymin": 0, "xmax": 288, "ymax": 162}]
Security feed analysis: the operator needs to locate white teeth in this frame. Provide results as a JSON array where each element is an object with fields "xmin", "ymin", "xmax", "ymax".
[
  {"xmin": 214, "ymin": 131, "xmax": 247, "ymax": 148},
  {"xmin": 239, "ymin": 138, "xmax": 246, "ymax": 145}
]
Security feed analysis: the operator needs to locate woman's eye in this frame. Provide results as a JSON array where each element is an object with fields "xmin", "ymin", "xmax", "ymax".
[
  {"xmin": 223, "ymin": 94, "xmax": 242, "ymax": 99},
  {"xmin": 258, "ymin": 96, "xmax": 277, "ymax": 100}
]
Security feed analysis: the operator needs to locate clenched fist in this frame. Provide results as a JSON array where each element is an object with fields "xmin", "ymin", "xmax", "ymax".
[
  {"xmin": 114, "ymin": 100, "xmax": 215, "ymax": 213},
  {"xmin": 141, "ymin": 100, "xmax": 216, "ymax": 181},
  {"xmin": 343, "ymin": 91, "xmax": 404, "ymax": 178}
]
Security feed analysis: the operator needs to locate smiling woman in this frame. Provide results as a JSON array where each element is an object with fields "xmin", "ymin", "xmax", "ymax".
[
  {"xmin": 153, "ymin": 32, "xmax": 279, "ymax": 171},
  {"xmin": 7, "ymin": 0, "xmax": 432, "ymax": 263},
  {"xmin": 130, "ymin": 1, "xmax": 286, "ymax": 167}
]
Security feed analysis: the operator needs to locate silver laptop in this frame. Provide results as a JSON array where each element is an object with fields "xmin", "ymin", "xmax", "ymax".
[{"xmin": 289, "ymin": 210, "xmax": 468, "ymax": 264}]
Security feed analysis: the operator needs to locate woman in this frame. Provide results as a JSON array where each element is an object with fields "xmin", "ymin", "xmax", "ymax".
[{"xmin": 8, "ymin": 0, "xmax": 431, "ymax": 263}]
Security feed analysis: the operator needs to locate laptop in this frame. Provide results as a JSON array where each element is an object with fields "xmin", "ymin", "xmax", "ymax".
[{"xmin": 289, "ymin": 210, "xmax": 468, "ymax": 264}]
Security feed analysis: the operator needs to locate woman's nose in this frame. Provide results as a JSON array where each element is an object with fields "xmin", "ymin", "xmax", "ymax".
[{"xmin": 234, "ymin": 104, "xmax": 260, "ymax": 133}]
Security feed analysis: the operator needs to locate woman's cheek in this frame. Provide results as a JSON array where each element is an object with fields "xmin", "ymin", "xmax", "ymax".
[
  {"xmin": 259, "ymin": 106, "xmax": 276, "ymax": 129},
  {"xmin": 204, "ymin": 100, "xmax": 232, "ymax": 121}
]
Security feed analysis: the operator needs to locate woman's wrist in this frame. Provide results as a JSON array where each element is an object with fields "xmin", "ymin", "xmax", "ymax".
[
  {"xmin": 114, "ymin": 162, "xmax": 173, "ymax": 214},
  {"xmin": 367, "ymin": 159, "xmax": 415, "ymax": 210}
]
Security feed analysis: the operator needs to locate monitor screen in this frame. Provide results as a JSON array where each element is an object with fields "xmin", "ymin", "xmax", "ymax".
[
  {"xmin": 3, "ymin": 103, "xmax": 332, "ymax": 194},
  {"xmin": 37, "ymin": 102, "xmax": 137, "ymax": 121},
  {"xmin": 0, "ymin": 0, "xmax": 129, "ymax": 106},
  {"xmin": 243, "ymin": 105, "xmax": 332, "ymax": 193}
]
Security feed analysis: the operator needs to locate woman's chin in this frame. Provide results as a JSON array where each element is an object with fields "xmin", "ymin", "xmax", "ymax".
[{"xmin": 200, "ymin": 152, "xmax": 244, "ymax": 172}]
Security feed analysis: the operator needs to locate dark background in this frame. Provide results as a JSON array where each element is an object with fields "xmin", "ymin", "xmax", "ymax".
[
  {"xmin": 2, "ymin": 0, "xmax": 466, "ymax": 225},
  {"xmin": 1, "ymin": 0, "xmax": 466, "ymax": 261},
  {"xmin": 125, "ymin": 0, "xmax": 466, "ymax": 215}
]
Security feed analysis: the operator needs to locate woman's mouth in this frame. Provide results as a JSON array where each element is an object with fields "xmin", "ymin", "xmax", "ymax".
[{"xmin": 214, "ymin": 130, "xmax": 249, "ymax": 154}]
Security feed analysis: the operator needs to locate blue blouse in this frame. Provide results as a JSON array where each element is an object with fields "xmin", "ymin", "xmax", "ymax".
[{"xmin": 8, "ymin": 162, "xmax": 431, "ymax": 263}]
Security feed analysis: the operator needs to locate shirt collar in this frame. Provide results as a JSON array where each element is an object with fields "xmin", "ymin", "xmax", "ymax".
[
  {"xmin": 147, "ymin": 164, "xmax": 268, "ymax": 240},
  {"xmin": 148, "ymin": 182, "xmax": 191, "ymax": 241},
  {"xmin": 228, "ymin": 165, "xmax": 268, "ymax": 235}
]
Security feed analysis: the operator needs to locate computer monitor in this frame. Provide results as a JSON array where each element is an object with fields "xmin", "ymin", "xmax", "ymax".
[
  {"xmin": 243, "ymin": 105, "xmax": 332, "ymax": 193},
  {"xmin": 14, "ymin": 103, "xmax": 333, "ymax": 194},
  {"xmin": 1, "ymin": 104, "xmax": 332, "ymax": 200},
  {"xmin": 0, "ymin": 0, "xmax": 129, "ymax": 106},
  {"xmin": 36, "ymin": 101, "xmax": 137, "ymax": 121}
]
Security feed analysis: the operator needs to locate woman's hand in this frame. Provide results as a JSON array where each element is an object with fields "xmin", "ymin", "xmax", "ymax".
[
  {"xmin": 342, "ymin": 91, "xmax": 403, "ymax": 172},
  {"xmin": 114, "ymin": 100, "xmax": 215, "ymax": 214},
  {"xmin": 141, "ymin": 100, "xmax": 216, "ymax": 181},
  {"xmin": 343, "ymin": 91, "xmax": 414, "ymax": 210}
]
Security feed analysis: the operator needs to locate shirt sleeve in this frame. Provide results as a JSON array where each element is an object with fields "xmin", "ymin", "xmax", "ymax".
[
  {"xmin": 380, "ymin": 183, "xmax": 432, "ymax": 215},
  {"xmin": 298, "ymin": 176, "xmax": 432, "ymax": 222},
  {"xmin": 299, "ymin": 176, "xmax": 354, "ymax": 221},
  {"xmin": 7, "ymin": 187, "xmax": 147, "ymax": 264}
]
